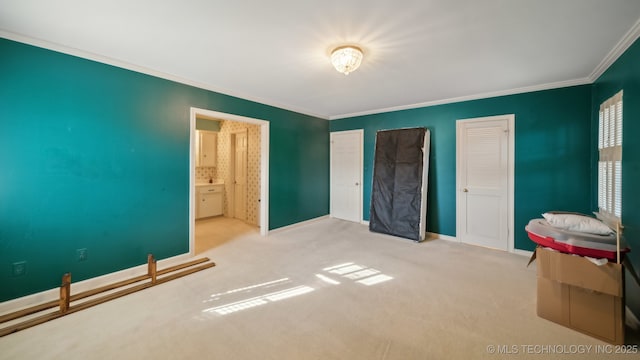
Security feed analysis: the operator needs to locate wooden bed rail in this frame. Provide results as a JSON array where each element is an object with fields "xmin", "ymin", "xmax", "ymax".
[{"xmin": 0, "ymin": 254, "xmax": 215, "ymax": 337}]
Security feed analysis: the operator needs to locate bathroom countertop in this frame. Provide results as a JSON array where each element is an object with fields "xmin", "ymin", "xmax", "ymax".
[{"xmin": 196, "ymin": 180, "xmax": 224, "ymax": 186}]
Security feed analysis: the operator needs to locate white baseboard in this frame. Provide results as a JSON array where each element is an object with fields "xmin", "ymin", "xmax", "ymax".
[
  {"xmin": 627, "ymin": 306, "xmax": 640, "ymax": 330},
  {"xmin": 0, "ymin": 252, "xmax": 194, "ymax": 315},
  {"xmin": 361, "ymin": 223, "xmax": 459, "ymax": 244},
  {"xmin": 369, "ymin": 227, "xmax": 533, "ymax": 257},
  {"xmin": 360, "ymin": 222, "xmax": 455, "ymax": 242},
  {"xmin": 512, "ymin": 249, "xmax": 534, "ymax": 257},
  {"xmin": 425, "ymin": 233, "xmax": 534, "ymax": 258},
  {"xmin": 425, "ymin": 232, "xmax": 457, "ymax": 242},
  {"xmin": 269, "ymin": 215, "xmax": 330, "ymax": 234}
]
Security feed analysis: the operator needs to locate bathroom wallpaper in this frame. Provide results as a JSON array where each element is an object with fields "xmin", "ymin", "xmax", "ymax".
[
  {"xmin": 195, "ymin": 166, "xmax": 216, "ymax": 183},
  {"xmin": 217, "ymin": 120, "xmax": 261, "ymax": 226}
]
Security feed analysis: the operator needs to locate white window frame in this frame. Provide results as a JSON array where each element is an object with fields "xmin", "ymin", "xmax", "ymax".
[{"xmin": 597, "ymin": 90, "xmax": 623, "ymax": 229}]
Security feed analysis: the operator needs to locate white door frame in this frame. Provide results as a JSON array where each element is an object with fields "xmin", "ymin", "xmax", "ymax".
[
  {"xmin": 189, "ymin": 108, "xmax": 269, "ymax": 256},
  {"xmin": 455, "ymin": 114, "xmax": 515, "ymax": 252},
  {"xmin": 329, "ymin": 129, "xmax": 364, "ymax": 224}
]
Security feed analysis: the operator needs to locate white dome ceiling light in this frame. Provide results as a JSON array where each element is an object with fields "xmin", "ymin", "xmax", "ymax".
[{"xmin": 330, "ymin": 45, "xmax": 363, "ymax": 75}]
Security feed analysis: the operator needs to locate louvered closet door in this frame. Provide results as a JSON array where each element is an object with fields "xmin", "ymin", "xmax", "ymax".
[{"xmin": 457, "ymin": 119, "xmax": 509, "ymax": 250}]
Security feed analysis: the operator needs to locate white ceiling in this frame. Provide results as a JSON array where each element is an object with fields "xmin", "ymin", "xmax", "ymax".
[{"xmin": 2, "ymin": 1, "xmax": 640, "ymax": 120}]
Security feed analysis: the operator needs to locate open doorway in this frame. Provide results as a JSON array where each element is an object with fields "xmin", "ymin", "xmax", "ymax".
[{"xmin": 189, "ymin": 108, "xmax": 269, "ymax": 255}]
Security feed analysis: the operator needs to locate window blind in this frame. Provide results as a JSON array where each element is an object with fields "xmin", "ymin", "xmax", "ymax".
[{"xmin": 597, "ymin": 90, "xmax": 623, "ymax": 225}]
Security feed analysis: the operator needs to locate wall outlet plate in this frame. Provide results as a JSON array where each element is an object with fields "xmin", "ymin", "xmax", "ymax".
[
  {"xmin": 77, "ymin": 248, "xmax": 88, "ymax": 262},
  {"xmin": 12, "ymin": 261, "xmax": 27, "ymax": 277}
]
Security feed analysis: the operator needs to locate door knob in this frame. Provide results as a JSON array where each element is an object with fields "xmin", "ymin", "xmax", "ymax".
[
  {"xmin": 463, "ymin": 188, "xmax": 468, "ymax": 192},
  {"xmin": 355, "ymin": 182, "xmax": 359, "ymax": 186}
]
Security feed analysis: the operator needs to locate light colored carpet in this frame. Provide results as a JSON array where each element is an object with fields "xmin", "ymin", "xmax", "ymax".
[
  {"xmin": 0, "ymin": 218, "xmax": 637, "ymax": 359},
  {"xmin": 195, "ymin": 216, "xmax": 258, "ymax": 254}
]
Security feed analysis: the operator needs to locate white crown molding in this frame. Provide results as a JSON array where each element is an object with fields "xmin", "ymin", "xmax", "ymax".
[
  {"xmin": 4, "ymin": 16, "xmax": 640, "ymax": 124},
  {"xmin": 329, "ymin": 77, "xmax": 591, "ymax": 120},
  {"xmin": 330, "ymin": 17, "xmax": 640, "ymax": 120},
  {"xmin": 0, "ymin": 30, "xmax": 329, "ymax": 120},
  {"xmin": 589, "ymin": 17, "xmax": 640, "ymax": 82}
]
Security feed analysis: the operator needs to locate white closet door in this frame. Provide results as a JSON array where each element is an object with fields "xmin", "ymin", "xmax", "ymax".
[
  {"xmin": 457, "ymin": 117, "xmax": 511, "ymax": 251},
  {"xmin": 330, "ymin": 130, "xmax": 363, "ymax": 223}
]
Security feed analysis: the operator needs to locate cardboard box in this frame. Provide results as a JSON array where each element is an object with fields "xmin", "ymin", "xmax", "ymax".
[{"xmin": 534, "ymin": 246, "xmax": 624, "ymax": 344}]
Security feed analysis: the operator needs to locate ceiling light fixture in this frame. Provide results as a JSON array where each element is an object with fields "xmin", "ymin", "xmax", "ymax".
[{"xmin": 330, "ymin": 45, "xmax": 363, "ymax": 75}]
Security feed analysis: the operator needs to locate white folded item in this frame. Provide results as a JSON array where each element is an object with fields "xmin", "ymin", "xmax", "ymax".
[{"xmin": 542, "ymin": 212, "xmax": 613, "ymax": 235}]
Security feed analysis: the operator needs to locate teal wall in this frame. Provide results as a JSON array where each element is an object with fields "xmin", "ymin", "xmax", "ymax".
[
  {"xmin": 330, "ymin": 85, "xmax": 593, "ymax": 251},
  {"xmin": 0, "ymin": 38, "xmax": 329, "ymax": 301},
  {"xmin": 591, "ymin": 37, "xmax": 640, "ymax": 316},
  {"xmin": 3, "ymin": 32, "xmax": 637, "ymax": 314}
]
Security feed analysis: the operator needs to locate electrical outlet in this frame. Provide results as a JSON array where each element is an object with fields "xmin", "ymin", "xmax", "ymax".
[
  {"xmin": 12, "ymin": 261, "xmax": 27, "ymax": 277},
  {"xmin": 77, "ymin": 248, "xmax": 88, "ymax": 262}
]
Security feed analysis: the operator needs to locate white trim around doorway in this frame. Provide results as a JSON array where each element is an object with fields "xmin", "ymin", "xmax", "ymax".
[{"xmin": 189, "ymin": 108, "xmax": 270, "ymax": 256}]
